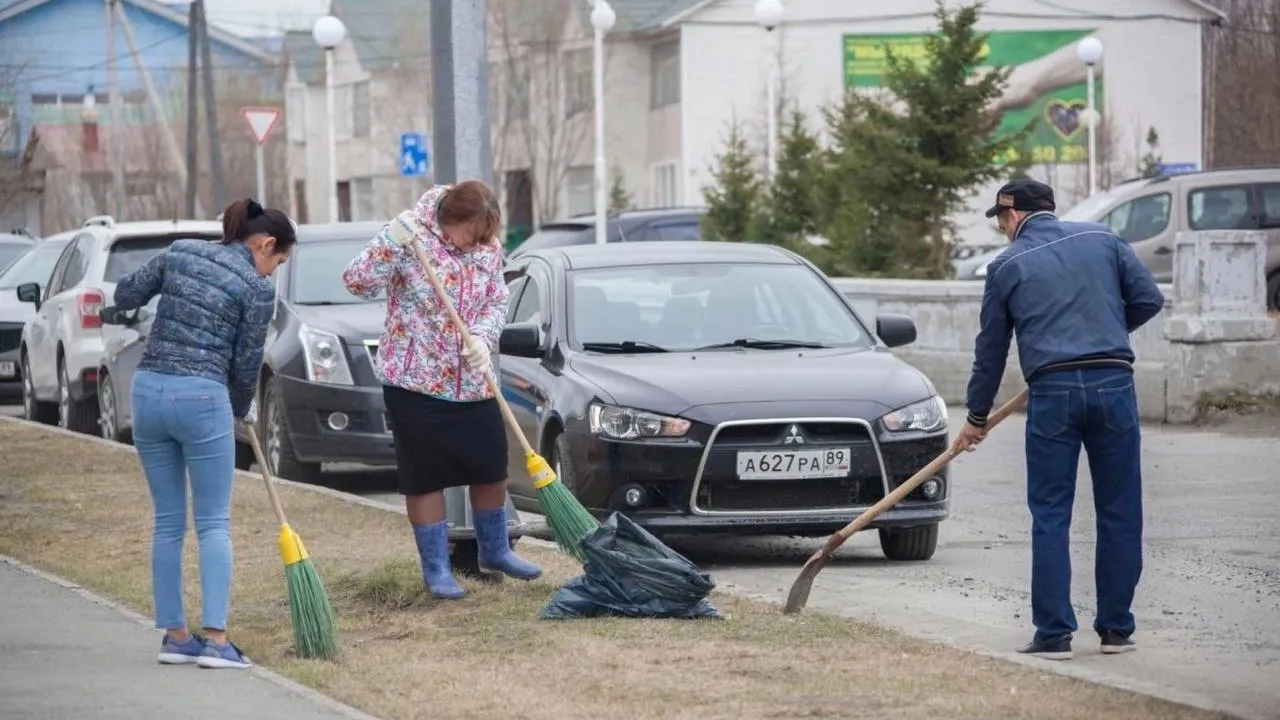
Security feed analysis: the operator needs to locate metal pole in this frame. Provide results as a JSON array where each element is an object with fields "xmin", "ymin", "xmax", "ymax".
[
  {"xmin": 105, "ymin": 0, "xmax": 125, "ymax": 218},
  {"xmin": 114, "ymin": 0, "xmax": 203, "ymax": 218},
  {"xmin": 1086, "ymin": 64, "xmax": 1097, "ymax": 196},
  {"xmin": 429, "ymin": 0, "xmax": 493, "ymax": 185},
  {"xmin": 184, "ymin": 0, "xmax": 199, "ymax": 217},
  {"xmin": 765, "ymin": 28, "xmax": 778, "ymax": 181},
  {"xmin": 325, "ymin": 48, "xmax": 339, "ymax": 220},
  {"xmin": 254, "ymin": 144, "xmax": 267, "ymax": 207},
  {"xmin": 593, "ymin": 23, "xmax": 606, "ymax": 244},
  {"xmin": 196, "ymin": 0, "xmax": 225, "ymax": 211}
]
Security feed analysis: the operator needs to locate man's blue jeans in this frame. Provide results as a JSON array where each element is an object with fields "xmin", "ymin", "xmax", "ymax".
[
  {"xmin": 131, "ymin": 370, "xmax": 236, "ymax": 632},
  {"xmin": 1025, "ymin": 366, "xmax": 1144, "ymax": 643}
]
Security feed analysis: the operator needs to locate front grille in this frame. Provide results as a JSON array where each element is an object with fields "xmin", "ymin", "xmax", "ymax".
[
  {"xmin": 694, "ymin": 420, "xmax": 887, "ymax": 513},
  {"xmin": 0, "ymin": 323, "xmax": 21, "ymax": 353},
  {"xmin": 363, "ymin": 341, "xmax": 379, "ymax": 364}
]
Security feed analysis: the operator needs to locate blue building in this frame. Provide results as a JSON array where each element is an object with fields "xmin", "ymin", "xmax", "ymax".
[{"xmin": 0, "ymin": 0, "xmax": 280, "ymax": 233}]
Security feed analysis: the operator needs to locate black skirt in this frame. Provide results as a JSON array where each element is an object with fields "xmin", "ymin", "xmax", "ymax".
[{"xmin": 382, "ymin": 384, "xmax": 508, "ymax": 495}]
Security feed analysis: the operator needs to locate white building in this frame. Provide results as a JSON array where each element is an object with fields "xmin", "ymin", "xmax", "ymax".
[{"xmin": 283, "ymin": 0, "xmax": 1221, "ymax": 246}]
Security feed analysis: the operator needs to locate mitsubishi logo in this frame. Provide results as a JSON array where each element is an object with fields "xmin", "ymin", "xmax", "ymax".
[{"xmin": 783, "ymin": 424, "xmax": 805, "ymax": 445}]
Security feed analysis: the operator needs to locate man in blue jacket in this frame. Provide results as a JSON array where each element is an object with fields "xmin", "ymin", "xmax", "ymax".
[{"xmin": 952, "ymin": 178, "xmax": 1166, "ymax": 661}]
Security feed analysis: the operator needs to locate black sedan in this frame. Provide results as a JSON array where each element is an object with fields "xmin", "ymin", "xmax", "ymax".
[
  {"xmin": 497, "ymin": 242, "xmax": 951, "ymax": 560},
  {"xmin": 97, "ymin": 222, "xmax": 398, "ymax": 481}
]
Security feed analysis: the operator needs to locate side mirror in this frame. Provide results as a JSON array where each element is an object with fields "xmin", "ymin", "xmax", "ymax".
[
  {"xmin": 16, "ymin": 282, "xmax": 40, "ymax": 309},
  {"xmin": 499, "ymin": 322, "xmax": 543, "ymax": 358},
  {"xmin": 876, "ymin": 313, "xmax": 917, "ymax": 349}
]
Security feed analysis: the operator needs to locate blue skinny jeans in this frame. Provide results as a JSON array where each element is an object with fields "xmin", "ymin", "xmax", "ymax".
[{"xmin": 131, "ymin": 370, "xmax": 236, "ymax": 632}]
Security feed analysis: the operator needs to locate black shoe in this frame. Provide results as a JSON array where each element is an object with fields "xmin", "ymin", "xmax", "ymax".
[
  {"xmin": 1099, "ymin": 630, "xmax": 1136, "ymax": 654},
  {"xmin": 1016, "ymin": 635, "xmax": 1073, "ymax": 661}
]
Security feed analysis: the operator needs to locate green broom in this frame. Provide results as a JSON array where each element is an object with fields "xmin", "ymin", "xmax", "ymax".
[
  {"xmin": 398, "ymin": 222, "xmax": 600, "ymax": 561},
  {"xmin": 245, "ymin": 426, "xmax": 339, "ymax": 659}
]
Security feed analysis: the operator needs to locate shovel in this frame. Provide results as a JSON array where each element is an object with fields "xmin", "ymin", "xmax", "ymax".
[{"xmin": 782, "ymin": 387, "xmax": 1029, "ymax": 615}]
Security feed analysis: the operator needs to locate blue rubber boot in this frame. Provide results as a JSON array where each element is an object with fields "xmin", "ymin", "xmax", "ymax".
[
  {"xmin": 411, "ymin": 521, "xmax": 466, "ymax": 600},
  {"xmin": 475, "ymin": 506, "xmax": 543, "ymax": 580}
]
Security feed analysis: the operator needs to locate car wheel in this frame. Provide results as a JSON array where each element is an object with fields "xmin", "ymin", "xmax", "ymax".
[
  {"xmin": 261, "ymin": 377, "xmax": 322, "ymax": 484},
  {"xmin": 58, "ymin": 357, "xmax": 99, "ymax": 435},
  {"xmin": 551, "ymin": 433, "xmax": 581, "ymax": 494},
  {"xmin": 878, "ymin": 524, "xmax": 939, "ymax": 562},
  {"xmin": 97, "ymin": 371, "xmax": 124, "ymax": 442},
  {"xmin": 21, "ymin": 352, "xmax": 57, "ymax": 425}
]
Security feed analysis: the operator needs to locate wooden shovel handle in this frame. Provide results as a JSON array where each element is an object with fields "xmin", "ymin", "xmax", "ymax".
[
  {"xmin": 826, "ymin": 387, "xmax": 1030, "ymax": 547},
  {"xmin": 246, "ymin": 426, "xmax": 289, "ymax": 527},
  {"xmin": 406, "ymin": 240, "xmax": 535, "ymax": 456}
]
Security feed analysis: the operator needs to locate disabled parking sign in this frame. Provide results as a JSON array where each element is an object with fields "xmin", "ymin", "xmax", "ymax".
[{"xmin": 399, "ymin": 132, "xmax": 430, "ymax": 178}]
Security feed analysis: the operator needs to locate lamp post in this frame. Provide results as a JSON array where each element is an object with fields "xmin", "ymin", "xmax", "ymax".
[
  {"xmin": 313, "ymin": 14, "xmax": 346, "ymax": 223},
  {"xmin": 1076, "ymin": 36, "xmax": 1103, "ymax": 196},
  {"xmin": 590, "ymin": 0, "xmax": 616, "ymax": 245},
  {"xmin": 754, "ymin": 0, "xmax": 783, "ymax": 181}
]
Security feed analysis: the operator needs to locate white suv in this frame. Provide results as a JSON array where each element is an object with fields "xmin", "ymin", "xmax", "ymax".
[{"xmin": 16, "ymin": 216, "xmax": 223, "ymax": 433}]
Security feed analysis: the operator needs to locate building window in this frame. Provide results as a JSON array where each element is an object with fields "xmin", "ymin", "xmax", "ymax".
[
  {"xmin": 286, "ymin": 86, "xmax": 306, "ymax": 143},
  {"xmin": 507, "ymin": 63, "xmax": 529, "ymax": 122},
  {"xmin": 334, "ymin": 84, "xmax": 353, "ymax": 139},
  {"xmin": 564, "ymin": 49, "xmax": 593, "ymax": 117},
  {"xmin": 565, "ymin": 166, "xmax": 594, "ymax": 216},
  {"xmin": 651, "ymin": 161, "xmax": 679, "ymax": 207},
  {"xmin": 650, "ymin": 39, "xmax": 680, "ymax": 109},
  {"xmin": 351, "ymin": 177, "xmax": 375, "ymax": 221},
  {"xmin": 0, "ymin": 103, "xmax": 14, "ymax": 152},
  {"xmin": 352, "ymin": 81, "xmax": 371, "ymax": 138}
]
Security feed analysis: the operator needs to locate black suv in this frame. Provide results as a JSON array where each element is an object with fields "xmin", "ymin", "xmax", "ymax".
[{"xmin": 506, "ymin": 208, "xmax": 702, "ymax": 261}]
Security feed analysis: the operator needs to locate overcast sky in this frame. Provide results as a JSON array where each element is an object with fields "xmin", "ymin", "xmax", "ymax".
[{"xmin": 201, "ymin": 0, "xmax": 332, "ymax": 37}]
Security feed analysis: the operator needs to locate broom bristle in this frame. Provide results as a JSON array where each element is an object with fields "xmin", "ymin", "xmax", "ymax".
[
  {"xmin": 536, "ymin": 480, "xmax": 600, "ymax": 563},
  {"xmin": 285, "ymin": 559, "xmax": 339, "ymax": 660}
]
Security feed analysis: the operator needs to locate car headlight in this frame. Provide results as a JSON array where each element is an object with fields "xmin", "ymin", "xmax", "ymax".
[
  {"xmin": 881, "ymin": 395, "xmax": 948, "ymax": 433},
  {"xmin": 299, "ymin": 324, "xmax": 353, "ymax": 385},
  {"xmin": 588, "ymin": 403, "xmax": 690, "ymax": 440},
  {"xmin": 975, "ymin": 262, "xmax": 989, "ymax": 278}
]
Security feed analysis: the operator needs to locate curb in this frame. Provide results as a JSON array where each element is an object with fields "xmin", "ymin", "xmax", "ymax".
[
  {"xmin": 0, "ymin": 414, "xmax": 1258, "ymax": 720},
  {"xmin": 0, "ymin": 554, "xmax": 385, "ymax": 720}
]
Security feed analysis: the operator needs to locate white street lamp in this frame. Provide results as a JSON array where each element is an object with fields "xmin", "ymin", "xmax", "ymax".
[
  {"xmin": 313, "ymin": 14, "xmax": 347, "ymax": 223},
  {"xmin": 755, "ymin": 0, "xmax": 783, "ymax": 181},
  {"xmin": 590, "ymin": 0, "xmax": 615, "ymax": 245},
  {"xmin": 1076, "ymin": 36, "xmax": 1103, "ymax": 196}
]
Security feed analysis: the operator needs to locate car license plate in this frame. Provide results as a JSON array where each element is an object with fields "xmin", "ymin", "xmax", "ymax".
[
  {"xmin": 736, "ymin": 448, "xmax": 851, "ymax": 480},
  {"xmin": 0, "ymin": 361, "xmax": 14, "ymax": 379}
]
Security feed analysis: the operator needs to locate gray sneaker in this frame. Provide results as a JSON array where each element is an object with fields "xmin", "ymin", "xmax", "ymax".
[{"xmin": 197, "ymin": 639, "xmax": 253, "ymax": 669}]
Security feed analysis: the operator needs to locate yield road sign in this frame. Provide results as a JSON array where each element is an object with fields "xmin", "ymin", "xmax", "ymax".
[
  {"xmin": 400, "ymin": 132, "xmax": 430, "ymax": 177},
  {"xmin": 241, "ymin": 106, "xmax": 282, "ymax": 146}
]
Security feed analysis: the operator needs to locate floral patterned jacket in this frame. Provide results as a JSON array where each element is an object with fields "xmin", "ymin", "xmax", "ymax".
[{"xmin": 341, "ymin": 185, "xmax": 509, "ymax": 402}]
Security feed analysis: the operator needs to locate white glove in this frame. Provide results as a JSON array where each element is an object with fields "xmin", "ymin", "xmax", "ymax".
[
  {"xmin": 239, "ymin": 397, "xmax": 258, "ymax": 428},
  {"xmin": 462, "ymin": 336, "xmax": 491, "ymax": 372},
  {"xmin": 384, "ymin": 210, "xmax": 422, "ymax": 247}
]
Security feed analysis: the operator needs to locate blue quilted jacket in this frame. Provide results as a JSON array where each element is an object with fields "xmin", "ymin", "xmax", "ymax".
[{"xmin": 113, "ymin": 239, "xmax": 275, "ymax": 419}]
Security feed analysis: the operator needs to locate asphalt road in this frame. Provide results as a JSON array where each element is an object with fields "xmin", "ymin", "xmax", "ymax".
[{"xmin": 9, "ymin": 400, "xmax": 1276, "ymax": 718}]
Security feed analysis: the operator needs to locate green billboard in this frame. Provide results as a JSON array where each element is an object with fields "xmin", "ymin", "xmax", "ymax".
[{"xmin": 842, "ymin": 29, "xmax": 1103, "ymax": 165}]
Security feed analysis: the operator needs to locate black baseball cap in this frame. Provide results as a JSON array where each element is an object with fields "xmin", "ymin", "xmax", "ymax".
[{"xmin": 984, "ymin": 178, "xmax": 1056, "ymax": 218}]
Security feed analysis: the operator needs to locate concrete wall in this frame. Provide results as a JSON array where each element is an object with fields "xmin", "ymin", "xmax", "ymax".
[{"xmin": 833, "ymin": 231, "xmax": 1280, "ymax": 422}]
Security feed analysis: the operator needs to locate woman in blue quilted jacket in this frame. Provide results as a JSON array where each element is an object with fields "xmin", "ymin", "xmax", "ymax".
[{"xmin": 102, "ymin": 198, "xmax": 296, "ymax": 669}]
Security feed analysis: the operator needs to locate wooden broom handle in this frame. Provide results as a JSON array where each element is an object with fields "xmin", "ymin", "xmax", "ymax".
[
  {"xmin": 407, "ymin": 240, "xmax": 535, "ymax": 455},
  {"xmin": 246, "ymin": 426, "xmax": 289, "ymax": 527}
]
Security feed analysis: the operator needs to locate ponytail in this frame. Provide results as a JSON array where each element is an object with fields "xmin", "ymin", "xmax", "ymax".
[{"xmin": 218, "ymin": 198, "xmax": 298, "ymax": 254}]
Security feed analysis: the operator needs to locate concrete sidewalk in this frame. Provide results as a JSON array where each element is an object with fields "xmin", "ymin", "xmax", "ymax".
[{"xmin": 0, "ymin": 559, "xmax": 376, "ymax": 720}]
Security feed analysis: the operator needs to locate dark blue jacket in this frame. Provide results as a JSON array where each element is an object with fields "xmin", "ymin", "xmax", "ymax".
[
  {"xmin": 113, "ymin": 239, "xmax": 275, "ymax": 420},
  {"xmin": 964, "ymin": 212, "xmax": 1165, "ymax": 424}
]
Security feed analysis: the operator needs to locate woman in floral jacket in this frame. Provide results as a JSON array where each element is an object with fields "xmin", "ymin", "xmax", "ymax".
[{"xmin": 342, "ymin": 181, "xmax": 541, "ymax": 599}]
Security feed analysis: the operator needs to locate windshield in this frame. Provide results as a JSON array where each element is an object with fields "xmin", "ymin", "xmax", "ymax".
[
  {"xmin": 0, "ymin": 240, "xmax": 69, "ymax": 289},
  {"xmin": 105, "ymin": 235, "xmax": 210, "ymax": 283},
  {"xmin": 0, "ymin": 242, "xmax": 32, "ymax": 273},
  {"xmin": 511, "ymin": 226, "xmax": 591, "ymax": 256},
  {"xmin": 568, "ymin": 262, "xmax": 871, "ymax": 351},
  {"xmin": 292, "ymin": 237, "xmax": 381, "ymax": 305},
  {"xmin": 1058, "ymin": 187, "xmax": 1128, "ymax": 221}
]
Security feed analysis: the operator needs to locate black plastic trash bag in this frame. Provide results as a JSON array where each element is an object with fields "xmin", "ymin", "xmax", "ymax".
[{"xmin": 540, "ymin": 512, "xmax": 722, "ymax": 620}]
